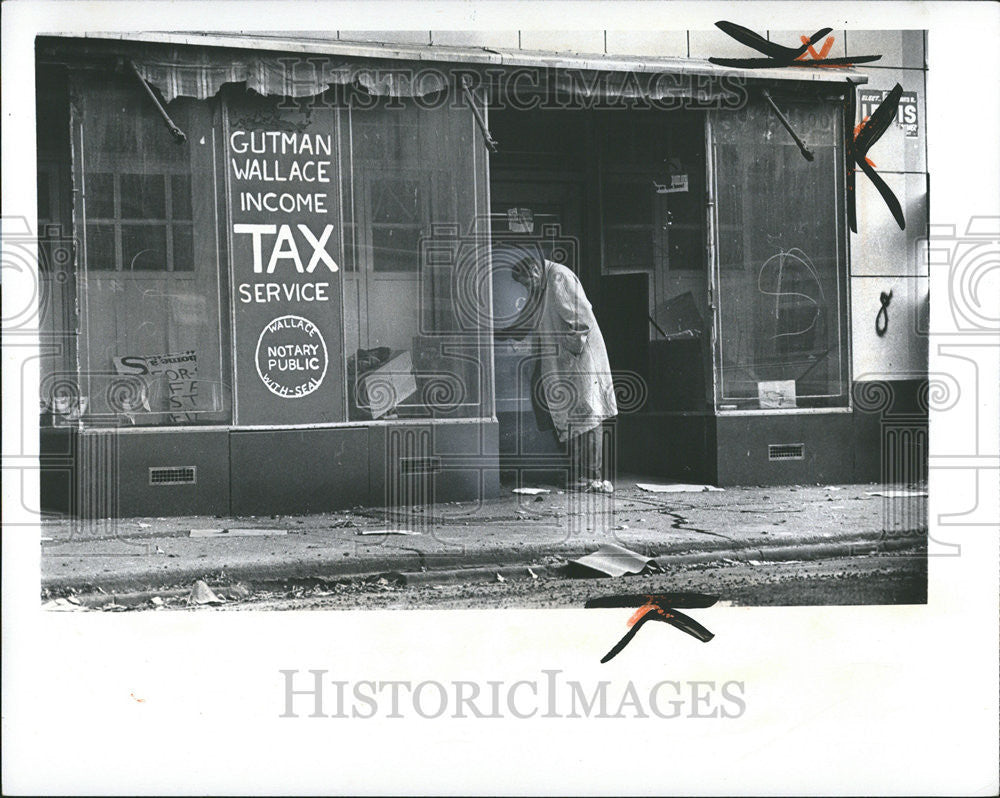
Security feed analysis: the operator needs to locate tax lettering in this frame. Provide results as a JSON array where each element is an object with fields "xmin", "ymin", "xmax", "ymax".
[{"xmin": 233, "ymin": 223, "xmax": 339, "ymax": 273}]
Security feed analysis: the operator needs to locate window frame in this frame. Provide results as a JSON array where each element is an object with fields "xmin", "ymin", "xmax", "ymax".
[
  {"xmin": 83, "ymin": 169, "xmax": 196, "ymax": 277},
  {"xmin": 708, "ymin": 90, "xmax": 852, "ymax": 412},
  {"xmin": 71, "ymin": 74, "xmax": 231, "ymax": 426}
]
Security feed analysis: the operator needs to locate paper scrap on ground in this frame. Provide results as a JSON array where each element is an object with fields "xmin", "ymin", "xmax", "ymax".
[
  {"xmin": 569, "ymin": 543, "xmax": 656, "ymax": 578},
  {"xmin": 637, "ymin": 483, "xmax": 724, "ymax": 493},
  {"xmin": 865, "ymin": 489, "xmax": 928, "ymax": 498},
  {"xmin": 190, "ymin": 528, "xmax": 288, "ymax": 537},
  {"xmin": 187, "ymin": 580, "xmax": 223, "ymax": 605},
  {"xmin": 512, "ymin": 487, "xmax": 551, "ymax": 495},
  {"xmin": 357, "ymin": 528, "xmax": 422, "ymax": 536}
]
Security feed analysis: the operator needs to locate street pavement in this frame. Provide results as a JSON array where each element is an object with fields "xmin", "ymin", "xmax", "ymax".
[{"xmin": 39, "ymin": 478, "xmax": 927, "ymax": 599}]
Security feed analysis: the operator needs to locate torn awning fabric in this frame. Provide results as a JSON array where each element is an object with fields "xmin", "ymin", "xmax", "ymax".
[
  {"xmin": 132, "ymin": 51, "xmax": 451, "ymax": 101},
  {"xmin": 129, "ymin": 50, "xmax": 824, "ymax": 106}
]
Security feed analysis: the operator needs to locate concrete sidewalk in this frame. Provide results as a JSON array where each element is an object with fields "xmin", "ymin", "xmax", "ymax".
[{"xmin": 40, "ymin": 479, "xmax": 928, "ymax": 597}]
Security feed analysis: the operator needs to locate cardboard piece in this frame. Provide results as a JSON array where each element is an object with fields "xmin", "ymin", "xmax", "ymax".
[
  {"xmin": 359, "ymin": 350, "xmax": 417, "ymax": 419},
  {"xmin": 758, "ymin": 380, "xmax": 797, "ymax": 409}
]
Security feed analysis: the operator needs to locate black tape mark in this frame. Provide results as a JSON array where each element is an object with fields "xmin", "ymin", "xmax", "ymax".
[
  {"xmin": 709, "ymin": 21, "xmax": 881, "ymax": 68},
  {"xmin": 876, "ymin": 290, "xmax": 893, "ymax": 337},
  {"xmin": 586, "ymin": 593, "xmax": 718, "ymax": 664}
]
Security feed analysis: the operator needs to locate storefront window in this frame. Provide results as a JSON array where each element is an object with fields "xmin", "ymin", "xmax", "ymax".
[
  {"xmin": 342, "ymin": 94, "xmax": 492, "ymax": 420},
  {"xmin": 712, "ymin": 95, "xmax": 849, "ymax": 409},
  {"xmin": 75, "ymin": 74, "xmax": 230, "ymax": 425},
  {"xmin": 69, "ymin": 68, "xmax": 491, "ymax": 429},
  {"xmin": 36, "ymin": 66, "xmax": 77, "ymax": 417}
]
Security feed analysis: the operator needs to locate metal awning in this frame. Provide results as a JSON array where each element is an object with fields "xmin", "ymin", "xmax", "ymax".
[{"xmin": 44, "ymin": 31, "xmax": 868, "ymax": 102}]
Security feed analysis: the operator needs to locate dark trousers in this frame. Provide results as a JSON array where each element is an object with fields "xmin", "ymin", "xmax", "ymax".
[{"xmin": 569, "ymin": 426, "xmax": 603, "ymax": 482}]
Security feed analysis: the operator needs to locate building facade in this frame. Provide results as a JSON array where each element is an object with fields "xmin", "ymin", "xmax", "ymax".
[{"xmin": 35, "ymin": 30, "xmax": 930, "ymax": 517}]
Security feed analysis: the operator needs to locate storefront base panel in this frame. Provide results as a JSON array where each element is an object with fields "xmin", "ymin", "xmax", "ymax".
[
  {"xmin": 368, "ymin": 421, "xmax": 500, "ymax": 509},
  {"xmin": 230, "ymin": 428, "xmax": 370, "ymax": 516},
  {"xmin": 41, "ymin": 421, "xmax": 500, "ymax": 519},
  {"xmin": 40, "ymin": 428, "xmax": 75, "ymax": 514},
  {"xmin": 614, "ymin": 413, "xmax": 716, "ymax": 484},
  {"xmin": 715, "ymin": 413, "xmax": 856, "ymax": 486},
  {"xmin": 54, "ymin": 429, "xmax": 233, "ymax": 518}
]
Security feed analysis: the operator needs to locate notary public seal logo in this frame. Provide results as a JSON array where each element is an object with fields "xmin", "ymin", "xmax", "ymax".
[{"xmin": 255, "ymin": 315, "xmax": 328, "ymax": 398}]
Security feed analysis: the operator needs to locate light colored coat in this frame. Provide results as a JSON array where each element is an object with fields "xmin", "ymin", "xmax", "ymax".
[{"xmin": 534, "ymin": 261, "xmax": 618, "ymax": 441}]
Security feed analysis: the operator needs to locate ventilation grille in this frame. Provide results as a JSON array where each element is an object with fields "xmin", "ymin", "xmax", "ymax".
[
  {"xmin": 768, "ymin": 444, "xmax": 805, "ymax": 461},
  {"xmin": 149, "ymin": 466, "xmax": 197, "ymax": 485},
  {"xmin": 400, "ymin": 457, "xmax": 442, "ymax": 475}
]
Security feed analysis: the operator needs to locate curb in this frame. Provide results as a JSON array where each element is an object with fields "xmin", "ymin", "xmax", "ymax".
[
  {"xmin": 43, "ymin": 531, "xmax": 926, "ymax": 602},
  {"xmin": 392, "ymin": 563, "xmax": 555, "ymax": 587},
  {"xmin": 652, "ymin": 534, "xmax": 924, "ymax": 567},
  {"xmin": 392, "ymin": 535, "xmax": 925, "ymax": 587}
]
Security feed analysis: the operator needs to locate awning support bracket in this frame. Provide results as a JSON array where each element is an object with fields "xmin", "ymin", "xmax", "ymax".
[
  {"xmin": 761, "ymin": 90, "xmax": 813, "ymax": 162},
  {"xmin": 127, "ymin": 60, "xmax": 187, "ymax": 144},
  {"xmin": 461, "ymin": 76, "xmax": 498, "ymax": 153}
]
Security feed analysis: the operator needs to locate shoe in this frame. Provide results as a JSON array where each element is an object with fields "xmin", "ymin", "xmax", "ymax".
[{"xmin": 586, "ymin": 479, "xmax": 614, "ymax": 494}]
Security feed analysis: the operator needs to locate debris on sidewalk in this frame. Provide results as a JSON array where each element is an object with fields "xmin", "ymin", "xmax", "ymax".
[
  {"xmin": 637, "ymin": 482, "xmax": 724, "ymax": 493},
  {"xmin": 512, "ymin": 487, "xmax": 550, "ymax": 495},
  {"xmin": 865, "ymin": 489, "xmax": 928, "ymax": 498},
  {"xmin": 189, "ymin": 528, "xmax": 288, "ymax": 538},
  {"xmin": 568, "ymin": 543, "xmax": 657, "ymax": 578},
  {"xmin": 219, "ymin": 583, "xmax": 252, "ymax": 601},
  {"xmin": 42, "ymin": 597, "xmax": 84, "ymax": 611},
  {"xmin": 356, "ymin": 528, "xmax": 422, "ymax": 536},
  {"xmin": 824, "ymin": 486, "xmax": 843, "ymax": 491},
  {"xmin": 187, "ymin": 580, "xmax": 224, "ymax": 605}
]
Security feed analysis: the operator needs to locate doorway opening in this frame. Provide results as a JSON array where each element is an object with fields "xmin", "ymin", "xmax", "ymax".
[{"xmin": 488, "ymin": 106, "xmax": 714, "ymax": 483}]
